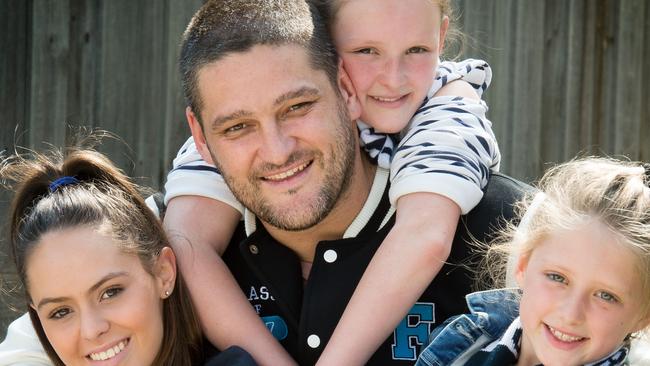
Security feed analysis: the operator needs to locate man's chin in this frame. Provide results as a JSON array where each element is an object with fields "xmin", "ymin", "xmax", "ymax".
[
  {"xmin": 261, "ymin": 212, "xmax": 323, "ymax": 232},
  {"xmin": 254, "ymin": 200, "xmax": 329, "ymax": 231}
]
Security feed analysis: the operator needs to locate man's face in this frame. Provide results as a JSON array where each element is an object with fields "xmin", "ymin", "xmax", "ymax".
[{"xmin": 189, "ymin": 44, "xmax": 360, "ymax": 231}]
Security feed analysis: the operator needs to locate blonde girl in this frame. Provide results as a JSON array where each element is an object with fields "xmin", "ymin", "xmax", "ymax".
[{"xmin": 417, "ymin": 157, "xmax": 650, "ymax": 365}]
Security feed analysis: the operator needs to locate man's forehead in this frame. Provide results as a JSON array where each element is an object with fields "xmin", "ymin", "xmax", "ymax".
[
  {"xmin": 197, "ymin": 43, "xmax": 322, "ymax": 81},
  {"xmin": 196, "ymin": 44, "xmax": 335, "ymax": 117}
]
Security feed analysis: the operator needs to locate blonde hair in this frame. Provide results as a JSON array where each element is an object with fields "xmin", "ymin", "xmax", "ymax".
[
  {"xmin": 483, "ymin": 157, "xmax": 650, "ymax": 321},
  {"xmin": 316, "ymin": 0, "xmax": 464, "ymax": 59}
]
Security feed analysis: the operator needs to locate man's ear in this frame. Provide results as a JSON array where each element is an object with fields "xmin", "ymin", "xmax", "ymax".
[
  {"xmin": 438, "ymin": 16, "xmax": 449, "ymax": 54},
  {"xmin": 186, "ymin": 106, "xmax": 216, "ymax": 165},
  {"xmin": 514, "ymin": 252, "xmax": 530, "ymax": 288},
  {"xmin": 337, "ymin": 61, "xmax": 362, "ymax": 121},
  {"xmin": 154, "ymin": 247, "xmax": 177, "ymax": 299}
]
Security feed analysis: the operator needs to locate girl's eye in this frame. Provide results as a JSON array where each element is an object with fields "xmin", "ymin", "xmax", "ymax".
[
  {"xmin": 101, "ymin": 287, "xmax": 123, "ymax": 300},
  {"xmin": 49, "ymin": 307, "xmax": 71, "ymax": 320},
  {"xmin": 354, "ymin": 48, "xmax": 377, "ymax": 55},
  {"xmin": 596, "ymin": 291, "xmax": 619, "ymax": 303},
  {"xmin": 407, "ymin": 47, "xmax": 429, "ymax": 54},
  {"xmin": 545, "ymin": 272, "xmax": 567, "ymax": 284}
]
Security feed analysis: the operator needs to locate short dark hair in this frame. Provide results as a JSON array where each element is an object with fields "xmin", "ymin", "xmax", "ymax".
[{"xmin": 179, "ymin": 0, "xmax": 339, "ymax": 124}]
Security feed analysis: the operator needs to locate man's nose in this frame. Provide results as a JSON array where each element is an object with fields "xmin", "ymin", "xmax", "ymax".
[
  {"xmin": 80, "ymin": 308, "xmax": 110, "ymax": 341},
  {"xmin": 258, "ymin": 122, "xmax": 296, "ymax": 165}
]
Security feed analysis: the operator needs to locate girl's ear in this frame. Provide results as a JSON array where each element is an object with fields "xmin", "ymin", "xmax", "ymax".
[
  {"xmin": 514, "ymin": 253, "xmax": 530, "ymax": 288},
  {"xmin": 337, "ymin": 60, "xmax": 362, "ymax": 121},
  {"xmin": 438, "ymin": 16, "xmax": 449, "ymax": 54},
  {"xmin": 154, "ymin": 247, "xmax": 177, "ymax": 298},
  {"xmin": 186, "ymin": 106, "xmax": 216, "ymax": 166}
]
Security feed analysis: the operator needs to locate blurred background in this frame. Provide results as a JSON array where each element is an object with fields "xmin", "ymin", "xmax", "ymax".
[{"xmin": 1, "ymin": 0, "xmax": 649, "ymax": 339}]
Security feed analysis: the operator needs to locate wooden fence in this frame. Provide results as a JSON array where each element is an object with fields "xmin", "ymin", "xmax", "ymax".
[{"xmin": 1, "ymin": 0, "xmax": 648, "ymax": 339}]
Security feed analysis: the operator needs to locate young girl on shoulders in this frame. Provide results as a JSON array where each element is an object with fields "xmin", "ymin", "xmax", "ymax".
[
  {"xmin": 416, "ymin": 157, "xmax": 650, "ymax": 366},
  {"xmin": 166, "ymin": 0, "xmax": 499, "ymax": 364}
]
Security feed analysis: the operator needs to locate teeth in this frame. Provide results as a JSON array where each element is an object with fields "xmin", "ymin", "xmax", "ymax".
[
  {"xmin": 89, "ymin": 340, "xmax": 127, "ymax": 361},
  {"xmin": 372, "ymin": 96, "xmax": 401, "ymax": 102},
  {"xmin": 548, "ymin": 325, "xmax": 583, "ymax": 342},
  {"xmin": 265, "ymin": 163, "xmax": 309, "ymax": 181}
]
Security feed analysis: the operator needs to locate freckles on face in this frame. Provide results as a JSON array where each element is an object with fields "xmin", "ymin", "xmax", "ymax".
[
  {"xmin": 333, "ymin": 0, "xmax": 443, "ymax": 133},
  {"xmin": 27, "ymin": 226, "xmax": 165, "ymax": 366},
  {"xmin": 516, "ymin": 222, "xmax": 646, "ymax": 365}
]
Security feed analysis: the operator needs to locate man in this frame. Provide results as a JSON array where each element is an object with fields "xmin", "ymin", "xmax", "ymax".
[{"xmin": 171, "ymin": 1, "xmax": 527, "ymax": 365}]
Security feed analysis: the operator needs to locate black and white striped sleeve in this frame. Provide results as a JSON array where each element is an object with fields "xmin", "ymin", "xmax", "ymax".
[
  {"xmin": 164, "ymin": 136, "xmax": 244, "ymax": 214},
  {"xmin": 392, "ymin": 59, "xmax": 500, "ymax": 213},
  {"xmin": 359, "ymin": 59, "xmax": 501, "ymax": 213},
  {"xmin": 390, "ymin": 95, "xmax": 500, "ymax": 214}
]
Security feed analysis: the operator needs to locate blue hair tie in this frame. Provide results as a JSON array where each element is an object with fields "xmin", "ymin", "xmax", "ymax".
[{"xmin": 49, "ymin": 176, "xmax": 80, "ymax": 193}]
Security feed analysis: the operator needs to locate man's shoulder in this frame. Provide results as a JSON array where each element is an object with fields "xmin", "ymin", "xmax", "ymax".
[
  {"xmin": 457, "ymin": 173, "xmax": 533, "ymax": 244},
  {"xmin": 472, "ymin": 172, "xmax": 534, "ymax": 221},
  {"xmin": 485, "ymin": 172, "xmax": 534, "ymax": 201}
]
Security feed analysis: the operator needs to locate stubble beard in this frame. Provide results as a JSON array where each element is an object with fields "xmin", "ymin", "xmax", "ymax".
[{"xmin": 211, "ymin": 103, "xmax": 357, "ymax": 231}]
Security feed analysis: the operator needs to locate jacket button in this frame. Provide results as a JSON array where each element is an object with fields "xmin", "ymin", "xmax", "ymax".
[
  {"xmin": 323, "ymin": 249, "xmax": 337, "ymax": 263},
  {"xmin": 249, "ymin": 244, "xmax": 259, "ymax": 254},
  {"xmin": 307, "ymin": 334, "xmax": 320, "ymax": 348}
]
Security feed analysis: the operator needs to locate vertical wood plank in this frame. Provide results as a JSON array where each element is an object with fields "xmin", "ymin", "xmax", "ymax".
[
  {"xmin": 96, "ymin": 0, "xmax": 167, "ymax": 188},
  {"xmin": 509, "ymin": 0, "xmax": 545, "ymax": 181},
  {"xmin": 483, "ymin": 0, "xmax": 516, "ymax": 176},
  {"xmin": 0, "ymin": 1, "xmax": 28, "ymax": 150},
  {"xmin": 28, "ymin": 0, "xmax": 70, "ymax": 148},
  {"xmin": 574, "ymin": 0, "xmax": 603, "ymax": 155},
  {"xmin": 64, "ymin": 0, "xmax": 101, "ymax": 135},
  {"xmin": 540, "ymin": 0, "xmax": 570, "ymax": 165},
  {"xmin": 0, "ymin": 0, "xmax": 30, "ymax": 337},
  {"xmin": 641, "ymin": 0, "xmax": 650, "ymax": 161},
  {"xmin": 613, "ymin": 0, "xmax": 645, "ymax": 158},
  {"xmin": 162, "ymin": 0, "xmax": 205, "ymax": 180},
  {"xmin": 563, "ymin": 0, "xmax": 588, "ymax": 158},
  {"xmin": 597, "ymin": 0, "xmax": 620, "ymax": 154}
]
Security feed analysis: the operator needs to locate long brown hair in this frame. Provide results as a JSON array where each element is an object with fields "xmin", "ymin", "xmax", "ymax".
[{"xmin": 1, "ymin": 133, "xmax": 203, "ymax": 365}]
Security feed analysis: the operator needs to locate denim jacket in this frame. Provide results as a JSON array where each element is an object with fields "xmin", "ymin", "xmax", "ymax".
[
  {"xmin": 415, "ymin": 289, "xmax": 629, "ymax": 366},
  {"xmin": 415, "ymin": 289, "xmax": 520, "ymax": 366}
]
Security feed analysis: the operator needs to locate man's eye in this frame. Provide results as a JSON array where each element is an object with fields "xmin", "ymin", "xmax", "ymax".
[
  {"xmin": 288, "ymin": 101, "xmax": 313, "ymax": 113},
  {"xmin": 49, "ymin": 307, "xmax": 71, "ymax": 320},
  {"xmin": 225, "ymin": 123, "xmax": 247, "ymax": 134},
  {"xmin": 407, "ymin": 46, "xmax": 429, "ymax": 54},
  {"xmin": 596, "ymin": 291, "xmax": 619, "ymax": 303},
  {"xmin": 545, "ymin": 272, "xmax": 567, "ymax": 284},
  {"xmin": 101, "ymin": 287, "xmax": 123, "ymax": 300}
]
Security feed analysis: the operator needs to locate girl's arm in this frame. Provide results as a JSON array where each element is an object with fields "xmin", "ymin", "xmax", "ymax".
[
  {"xmin": 164, "ymin": 139, "xmax": 296, "ymax": 366},
  {"xmin": 318, "ymin": 61, "xmax": 499, "ymax": 365}
]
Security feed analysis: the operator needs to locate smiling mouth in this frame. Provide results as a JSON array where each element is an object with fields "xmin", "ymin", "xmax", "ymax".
[
  {"xmin": 263, "ymin": 162, "xmax": 311, "ymax": 181},
  {"xmin": 88, "ymin": 338, "xmax": 129, "ymax": 361},
  {"xmin": 547, "ymin": 325, "xmax": 585, "ymax": 343},
  {"xmin": 370, "ymin": 94, "xmax": 408, "ymax": 103}
]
